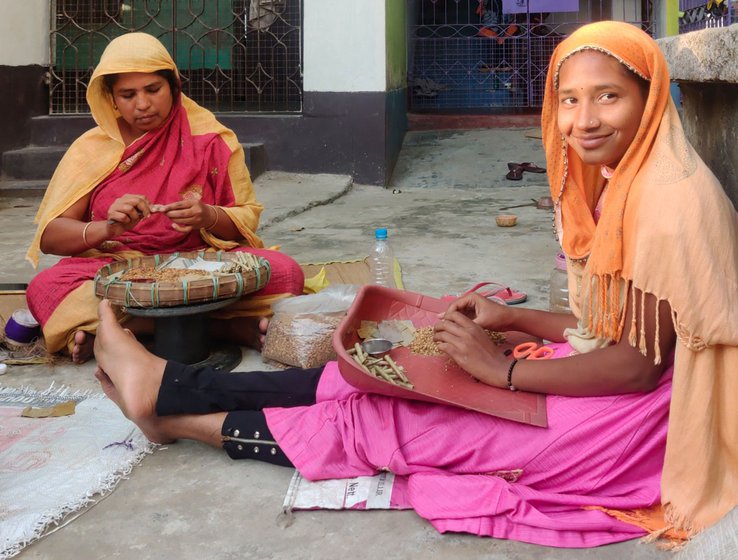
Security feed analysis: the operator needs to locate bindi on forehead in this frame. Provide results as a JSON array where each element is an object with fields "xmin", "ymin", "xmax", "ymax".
[{"xmin": 559, "ymin": 82, "xmax": 627, "ymax": 96}]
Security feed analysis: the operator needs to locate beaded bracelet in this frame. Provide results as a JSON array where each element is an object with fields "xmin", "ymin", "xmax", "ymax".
[
  {"xmin": 506, "ymin": 358, "xmax": 519, "ymax": 392},
  {"xmin": 82, "ymin": 221, "xmax": 94, "ymax": 249}
]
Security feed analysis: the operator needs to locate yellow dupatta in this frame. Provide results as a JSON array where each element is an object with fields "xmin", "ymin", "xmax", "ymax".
[
  {"xmin": 541, "ymin": 21, "xmax": 738, "ymax": 537},
  {"xmin": 27, "ymin": 32, "xmax": 264, "ymax": 268}
]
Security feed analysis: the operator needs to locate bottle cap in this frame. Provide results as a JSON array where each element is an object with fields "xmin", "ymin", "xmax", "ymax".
[{"xmin": 374, "ymin": 228, "xmax": 388, "ymax": 240}]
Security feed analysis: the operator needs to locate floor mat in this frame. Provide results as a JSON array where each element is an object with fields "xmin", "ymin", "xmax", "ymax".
[
  {"xmin": 300, "ymin": 258, "xmax": 403, "ymax": 290},
  {"xmin": 0, "ymin": 386, "xmax": 154, "ymax": 559}
]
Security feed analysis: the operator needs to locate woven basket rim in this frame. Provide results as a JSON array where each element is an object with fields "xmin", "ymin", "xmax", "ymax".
[{"xmin": 93, "ymin": 250, "xmax": 271, "ymax": 308}]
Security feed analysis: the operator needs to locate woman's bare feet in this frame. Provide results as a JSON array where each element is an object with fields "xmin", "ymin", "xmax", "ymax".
[
  {"xmin": 71, "ymin": 330, "xmax": 95, "ymax": 364},
  {"xmin": 93, "ymin": 300, "xmax": 172, "ymax": 443},
  {"xmin": 258, "ymin": 317, "xmax": 269, "ymax": 347}
]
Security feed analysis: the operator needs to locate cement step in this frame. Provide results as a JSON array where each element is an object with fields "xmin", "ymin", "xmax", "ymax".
[
  {"xmin": 30, "ymin": 115, "xmax": 92, "ymax": 146},
  {"xmin": 0, "ymin": 179, "xmax": 48, "ymax": 197},
  {"xmin": 0, "ymin": 142, "xmax": 267, "ymax": 189},
  {"xmin": 2, "ymin": 146, "xmax": 67, "ymax": 181},
  {"xmin": 242, "ymin": 142, "xmax": 266, "ymax": 181},
  {"xmin": 27, "ymin": 115, "xmax": 267, "ymax": 179}
]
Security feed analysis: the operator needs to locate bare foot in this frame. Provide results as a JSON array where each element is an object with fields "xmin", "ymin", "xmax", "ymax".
[
  {"xmin": 72, "ymin": 330, "xmax": 95, "ymax": 364},
  {"xmin": 258, "ymin": 316, "xmax": 269, "ymax": 347},
  {"xmin": 93, "ymin": 300, "xmax": 172, "ymax": 443},
  {"xmin": 95, "ymin": 367, "xmax": 121, "ymax": 405}
]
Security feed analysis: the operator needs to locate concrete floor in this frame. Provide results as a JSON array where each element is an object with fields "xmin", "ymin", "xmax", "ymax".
[{"xmin": 1, "ymin": 128, "xmax": 676, "ymax": 559}]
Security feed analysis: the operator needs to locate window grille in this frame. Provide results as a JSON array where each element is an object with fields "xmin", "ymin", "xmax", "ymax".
[
  {"xmin": 49, "ymin": 0, "xmax": 303, "ymax": 114},
  {"xmin": 409, "ymin": 0, "xmax": 654, "ymax": 111}
]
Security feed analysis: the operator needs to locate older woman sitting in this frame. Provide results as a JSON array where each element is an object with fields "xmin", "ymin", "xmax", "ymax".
[{"xmin": 26, "ymin": 33, "xmax": 303, "ymax": 363}]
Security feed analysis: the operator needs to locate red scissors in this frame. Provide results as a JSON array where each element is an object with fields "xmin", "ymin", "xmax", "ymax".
[{"xmin": 513, "ymin": 341, "xmax": 554, "ymax": 360}]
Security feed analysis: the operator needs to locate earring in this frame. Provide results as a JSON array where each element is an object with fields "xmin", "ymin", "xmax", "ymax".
[{"xmin": 113, "ymin": 103, "xmax": 118, "ymax": 111}]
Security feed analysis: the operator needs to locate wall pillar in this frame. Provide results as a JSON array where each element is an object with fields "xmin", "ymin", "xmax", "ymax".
[
  {"xmin": 0, "ymin": 1, "xmax": 49, "ymax": 155},
  {"xmin": 298, "ymin": 0, "xmax": 407, "ymax": 185},
  {"xmin": 658, "ymin": 25, "xmax": 738, "ymax": 208}
]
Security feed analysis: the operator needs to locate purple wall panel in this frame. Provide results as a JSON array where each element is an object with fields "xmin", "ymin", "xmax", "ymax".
[{"xmin": 503, "ymin": 0, "xmax": 580, "ymax": 13}]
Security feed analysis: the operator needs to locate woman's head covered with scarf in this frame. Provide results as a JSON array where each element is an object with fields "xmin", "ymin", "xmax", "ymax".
[
  {"xmin": 28, "ymin": 33, "xmax": 263, "ymax": 266},
  {"xmin": 541, "ymin": 21, "xmax": 671, "ymax": 343},
  {"xmin": 87, "ymin": 33, "xmax": 181, "ymax": 144}
]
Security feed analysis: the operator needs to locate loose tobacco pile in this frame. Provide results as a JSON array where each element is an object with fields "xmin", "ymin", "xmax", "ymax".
[
  {"xmin": 347, "ymin": 322, "xmax": 506, "ymax": 390},
  {"xmin": 120, "ymin": 267, "xmax": 211, "ymax": 282},
  {"xmin": 409, "ymin": 326, "xmax": 505, "ymax": 356},
  {"xmin": 121, "ymin": 252, "xmax": 263, "ymax": 281}
]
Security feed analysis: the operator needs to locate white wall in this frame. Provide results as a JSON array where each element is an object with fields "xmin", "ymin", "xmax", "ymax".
[
  {"xmin": 0, "ymin": 0, "xmax": 49, "ymax": 66},
  {"xmin": 303, "ymin": 0, "xmax": 386, "ymax": 92}
]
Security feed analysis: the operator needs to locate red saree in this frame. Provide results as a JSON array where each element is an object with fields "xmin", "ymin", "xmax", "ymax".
[{"xmin": 27, "ymin": 33, "xmax": 303, "ymax": 354}]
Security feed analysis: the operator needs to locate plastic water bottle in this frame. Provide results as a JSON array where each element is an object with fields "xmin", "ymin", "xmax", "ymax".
[
  {"xmin": 368, "ymin": 227, "xmax": 396, "ymax": 288},
  {"xmin": 548, "ymin": 251, "xmax": 571, "ymax": 313}
]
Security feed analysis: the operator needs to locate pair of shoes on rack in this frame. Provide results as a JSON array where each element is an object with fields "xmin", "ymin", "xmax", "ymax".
[
  {"xmin": 506, "ymin": 162, "xmax": 546, "ymax": 181},
  {"xmin": 412, "ymin": 78, "xmax": 448, "ymax": 98}
]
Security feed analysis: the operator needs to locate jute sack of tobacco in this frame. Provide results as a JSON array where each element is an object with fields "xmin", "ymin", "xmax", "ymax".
[{"xmin": 262, "ymin": 285, "xmax": 358, "ymax": 368}]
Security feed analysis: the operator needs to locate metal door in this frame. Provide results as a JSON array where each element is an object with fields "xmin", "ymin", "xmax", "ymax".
[{"xmin": 408, "ymin": 0, "xmax": 654, "ymax": 111}]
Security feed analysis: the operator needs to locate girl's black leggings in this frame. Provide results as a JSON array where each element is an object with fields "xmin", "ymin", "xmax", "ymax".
[{"xmin": 155, "ymin": 361, "xmax": 324, "ymax": 466}]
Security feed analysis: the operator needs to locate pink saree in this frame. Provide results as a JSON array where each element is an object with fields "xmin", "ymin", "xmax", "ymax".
[{"xmin": 266, "ymin": 343, "xmax": 672, "ymax": 548}]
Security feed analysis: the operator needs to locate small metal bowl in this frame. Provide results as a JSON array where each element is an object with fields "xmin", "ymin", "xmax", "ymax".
[{"xmin": 361, "ymin": 338, "xmax": 393, "ymax": 357}]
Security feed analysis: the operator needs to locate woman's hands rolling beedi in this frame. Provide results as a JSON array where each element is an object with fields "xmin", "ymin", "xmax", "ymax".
[
  {"xmin": 443, "ymin": 292, "xmax": 514, "ymax": 332},
  {"xmin": 433, "ymin": 309, "xmax": 508, "ymax": 387},
  {"xmin": 434, "ymin": 292, "xmax": 514, "ymax": 387},
  {"xmin": 159, "ymin": 199, "xmax": 215, "ymax": 233},
  {"xmin": 105, "ymin": 195, "xmax": 224, "ymax": 236},
  {"xmin": 106, "ymin": 194, "xmax": 153, "ymax": 235}
]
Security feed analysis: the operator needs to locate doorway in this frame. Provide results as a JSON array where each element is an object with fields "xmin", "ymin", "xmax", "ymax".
[{"xmin": 408, "ymin": 0, "xmax": 654, "ymax": 112}]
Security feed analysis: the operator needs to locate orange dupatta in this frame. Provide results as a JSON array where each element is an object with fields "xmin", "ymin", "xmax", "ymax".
[{"xmin": 541, "ymin": 21, "xmax": 738, "ymax": 540}]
